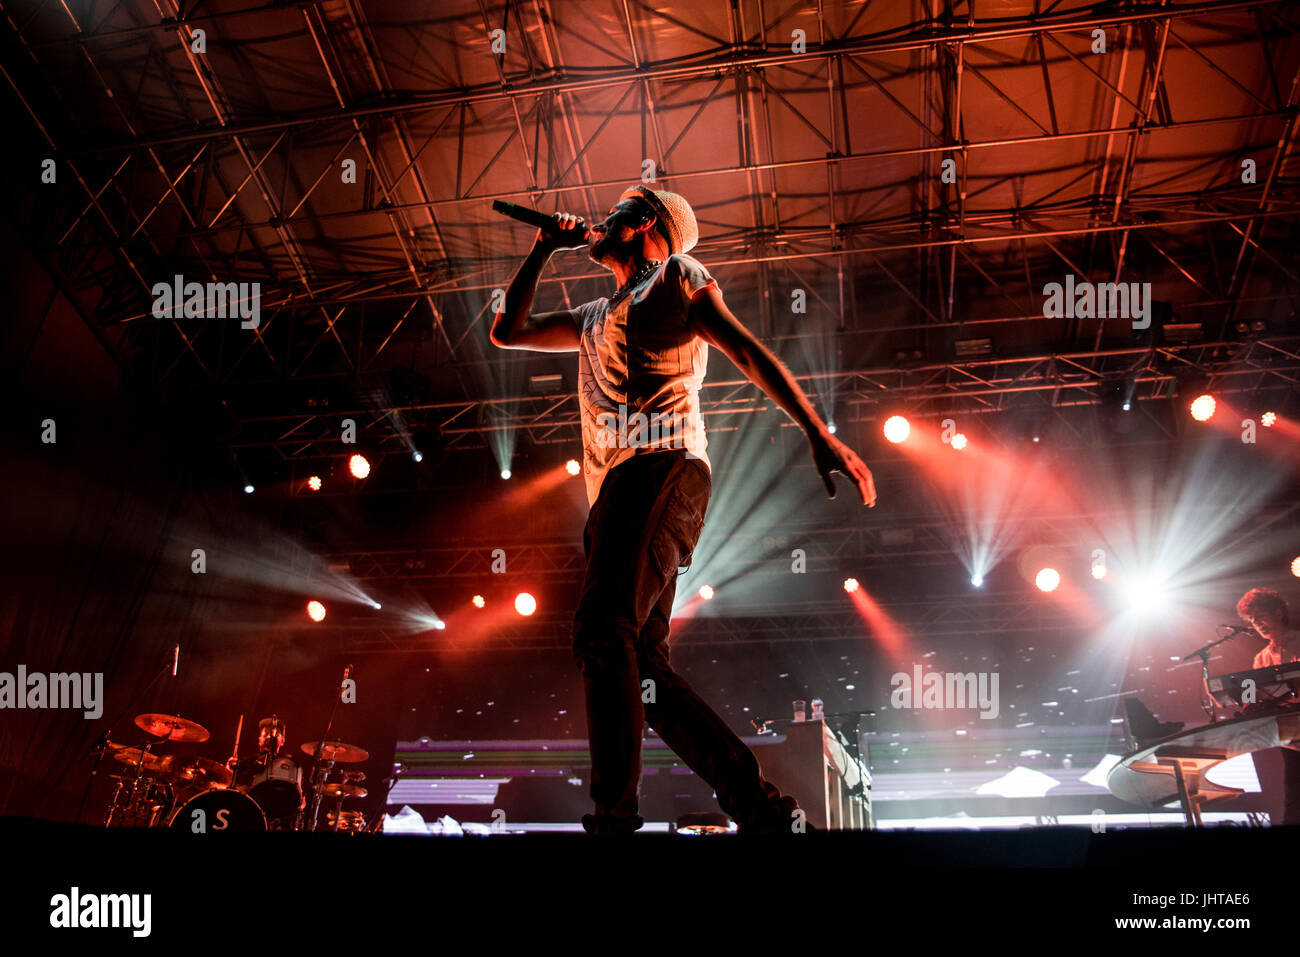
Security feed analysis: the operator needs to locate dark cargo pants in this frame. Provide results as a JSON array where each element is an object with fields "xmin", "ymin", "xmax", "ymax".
[{"xmin": 572, "ymin": 449, "xmax": 797, "ymax": 834}]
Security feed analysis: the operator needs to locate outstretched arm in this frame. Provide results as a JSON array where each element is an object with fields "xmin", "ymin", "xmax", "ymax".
[
  {"xmin": 489, "ymin": 213, "xmax": 586, "ymax": 353},
  {"xmin": 686, "ymin": 284, "xmax": 876, "ymax": 506}
]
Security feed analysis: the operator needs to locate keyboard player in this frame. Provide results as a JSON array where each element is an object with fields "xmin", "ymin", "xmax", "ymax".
[
  {"xmin": 1238, "ymin": 587, "xmax": 1300, "ymax": 668},
  {"xmin": 1235, "ymin": 587, "xmax": 1300, "ymax": 824}
]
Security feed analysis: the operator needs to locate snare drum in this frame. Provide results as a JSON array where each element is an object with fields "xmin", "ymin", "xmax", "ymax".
[
  {"xmin": 169, "ymin": 788, "xmax": 266, "ymax": 832},
  {"xmin": 248, "ymin": 756, "xmax": 303, "ymax": 821}
]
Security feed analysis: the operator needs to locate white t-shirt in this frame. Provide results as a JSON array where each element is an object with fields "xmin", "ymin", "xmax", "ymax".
[
  {"xmin": 576, "ymin": 254, "xmax": 715, "ymax": 506},
  {"xmin": 1253, "ymin": 630, "xmax": 1300, "ymax": 669}
]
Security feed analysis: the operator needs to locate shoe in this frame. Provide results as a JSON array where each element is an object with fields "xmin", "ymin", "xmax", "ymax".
[
  {"xmin": 735, "ymin": 799, "xmax": 819, "ymax": 835},
  {"xmin": 581, "ymin": 812, "xmax": 644, "ymax": 836},
  {"xmin": 736, "ymin": 817, "xmax": 819, "ymax": 836}
]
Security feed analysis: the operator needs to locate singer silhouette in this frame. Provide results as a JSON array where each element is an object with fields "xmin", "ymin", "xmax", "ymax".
[{"xmin": 491, "ymin": 187, "xmax": 875, "ymax": 835}]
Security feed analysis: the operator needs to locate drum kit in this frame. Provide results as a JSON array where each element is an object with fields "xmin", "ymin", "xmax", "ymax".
[{"xmin": 99, "ymin": 712, "xmax": 374, "ymax": 833}]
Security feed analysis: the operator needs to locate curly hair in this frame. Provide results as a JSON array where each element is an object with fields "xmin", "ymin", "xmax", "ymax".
[{"xmin": 1236, "ymin": 587, "xmax": 1290, "ymax": 627}]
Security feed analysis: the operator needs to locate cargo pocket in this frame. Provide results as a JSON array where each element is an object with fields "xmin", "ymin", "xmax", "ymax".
[{"xmin": 649, "ymin": 485, "xmax": 707, "ymax": 578}]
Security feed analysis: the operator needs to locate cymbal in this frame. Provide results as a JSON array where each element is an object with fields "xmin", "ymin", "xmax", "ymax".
[
  {"xmin": 321, "ymin": 782, "xmax": 368, "ymax": 799},
  {"xmin": 109, "ymin": 745, "xmax": 166, "ymax": 773},
  {"xmin": 300, "ymin": 740, "xmax": 368, "ymax": 763},
  {"xmin": 161, "ymin": 755, "xmax": 233, "ymax": 790},
  {"xmin": 134, "ymin": 713, "xmax": 210, "ymax": 743}
]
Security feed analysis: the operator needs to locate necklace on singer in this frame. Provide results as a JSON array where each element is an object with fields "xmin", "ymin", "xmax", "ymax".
[{"xmin": 612, "ymin": 259, "xmax": 662, "ymax": 302}]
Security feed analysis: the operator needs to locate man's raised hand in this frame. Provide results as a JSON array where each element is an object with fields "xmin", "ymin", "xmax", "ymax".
[
  {"xmin": 536, "ymin": 212, "xmax": 589, "ymax": 251},
  {"xmin": 809, "ymin": 430, "xmax": 877, "ymax": 506}
]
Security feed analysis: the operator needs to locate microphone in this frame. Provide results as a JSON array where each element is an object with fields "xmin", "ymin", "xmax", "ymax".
[
  {"xmin": 491, "ymin": 200, "xmax": 590, "ymax": 246},
  {"xmin": 1219, "ymin": 623, "xmax": 1255, "ymax": 635}
]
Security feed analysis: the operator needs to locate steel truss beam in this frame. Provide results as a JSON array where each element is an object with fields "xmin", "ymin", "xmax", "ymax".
[
  {"xmin": 227, "ymin": 336, "xmax": 1300, "ymax": 459},
  {"xmin": 322, "ymin": 501, "xmax": 1297, "ymax": 585},
  {"xmin": 81, "ymin": 106, "xmax": 1300, "ymax": 263},
  {"xmin": 67, "ymin": 0, "xmax": 1295, "ymax": 157},
  {"xmin": 340, "ymin": 597, "xmax": 1083, "ymax": 654}
]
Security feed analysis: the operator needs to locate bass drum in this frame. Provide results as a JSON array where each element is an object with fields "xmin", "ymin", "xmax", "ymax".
[{"xmin": 169, "ymin": 788, "xmax": 266, "ymax": 832}]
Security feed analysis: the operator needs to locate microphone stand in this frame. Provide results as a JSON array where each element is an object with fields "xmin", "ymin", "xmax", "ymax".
[
  {"xmin": 306, "ymin": 666, "xmax": 350, "ymax": 832},
  {"xmin": 1182, "ymin": 628, "xmax": 1249, "ymax": 721},
  {"xmin": 364, "ymin": 764, "xmax": 406, "ymax": 834}
]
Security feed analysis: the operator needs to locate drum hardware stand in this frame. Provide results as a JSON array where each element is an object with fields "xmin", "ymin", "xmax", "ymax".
[
  {"xmin": 77, "ymin": 731, "xmax": 112, "ymax": 826},
  {"xmin": 330, "ymin": 789, "xmax": 345, "ymax": 829},
  {"xmin": 308, "ymin": 757, "xmax": 336, "ymax": 831},
  {"xmin": 77, "ymin": 657, "xmax": 174, "ymax": 825},
  {"xmin": 105, "ymin": 740, "xmax": 156, "ymax": 827},
  {"xmin": 306, "ymin": 664, "xmax": 352, "ymax": 832}
]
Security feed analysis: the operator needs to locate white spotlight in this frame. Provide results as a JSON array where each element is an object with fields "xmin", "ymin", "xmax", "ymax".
[
  {"xmin": 243, "ymin": 484, "xmax": 254, "ymax": 494},
  {"xmin": 883, "ymin": 416, "xmax": 910, "ymax": 444},
  {"xmin": 413, "ymin": 451, "xmax": 423, "ymax": 463},
  {"xmin": 1122, "ymin": 574, "xmax": 1170, "ymax": 616},
  {"xmin": 501, "ymin": 469, "xmax": 512, "ymax": 480},
  {"xmin": 971, "ymin": 574, "xmax": 984, "ymax": 588}
]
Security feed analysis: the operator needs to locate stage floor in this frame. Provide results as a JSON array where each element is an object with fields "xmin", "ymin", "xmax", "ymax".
[{"xmin": 6, "ymin": 817, "xmax": 1293, "ymax": 943}]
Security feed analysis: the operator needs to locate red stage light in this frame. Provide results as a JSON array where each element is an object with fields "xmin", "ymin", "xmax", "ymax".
[
  {"xmin": 307, "ymin": 475, "xmax": 322, "ymax": 491},
  {"xmin": 349, "ymin": 454, "xmax": 371, "ymax": 479},
  {"xmin": 306, "ymin": 600, "xmax": 327, "ymax": 622},
  {"xmin": 565, "ymin": 459, "xmax": 581, "ymax": 476},
  {"xmin": 1035, "ymin": 568, "xmax": 1061, "ymax": 593},
  {"xmin": 471, "ymin": 594, "xmax": 486, "ymax": 608},
  {"xmin": 1291, "ymin": 557, "xmax": 1300, "ymax": 578},
  {"xmin": 1189, "ymin": 394, "xmax": 1216, "ymax": 422},
  {"xmin": 950, "ymin": 433, "xmax": 968, "ymax": 451},
  {"xmin": 698, "ymin": 585, "xmax": 714, "ymax": 600},
  {"xmin": 883, "ymin": 416, "xmax": 910, "ymax": 444},
  {"xmin": 515, "ymin": 592, "xmax": 536, "ymax": 616},
  {"xmin": 843, "ymin": 578, "xmax": 860, "ymax": 593},
  {"xmin": 1262, "ymin": 411, "xmax": 1278, "ymax": 428}
]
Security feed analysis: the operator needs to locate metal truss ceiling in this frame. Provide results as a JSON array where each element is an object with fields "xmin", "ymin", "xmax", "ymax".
[{"xmin": 5, "ymin": 0, "xmax": 1300, "ymax": 475}]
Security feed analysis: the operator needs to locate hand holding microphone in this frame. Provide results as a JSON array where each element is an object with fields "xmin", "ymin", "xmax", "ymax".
[
  {"xmin": 491, "ymin": 200, "xmax": 591, "ymax": 250},
  {"xmin": 537, "ymin": 211, "xmax": 590, "ymax": 251}
]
